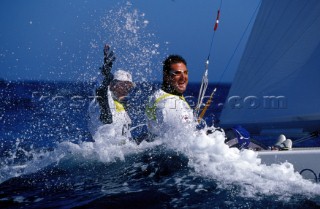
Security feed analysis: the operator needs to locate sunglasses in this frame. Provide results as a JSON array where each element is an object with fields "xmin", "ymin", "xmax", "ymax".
[{"xmin": 169, "ymin": 70, "xmax": 188, "ymax": 76}]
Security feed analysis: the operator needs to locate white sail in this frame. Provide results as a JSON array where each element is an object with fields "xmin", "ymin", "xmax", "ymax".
[{"xmin": 219, "ymin": 0, "xmax": 320, "ymax": 136}]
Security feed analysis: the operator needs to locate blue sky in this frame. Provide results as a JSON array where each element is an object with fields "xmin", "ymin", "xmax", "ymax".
[{"xmin": 0, "ymin": 0, "xmax": 260, "ymax": 83}]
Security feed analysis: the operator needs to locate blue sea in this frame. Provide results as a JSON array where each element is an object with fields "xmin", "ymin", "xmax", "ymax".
[{"xmin": 1, "ymin": 81, "xmax": 320, "ymax": 209}]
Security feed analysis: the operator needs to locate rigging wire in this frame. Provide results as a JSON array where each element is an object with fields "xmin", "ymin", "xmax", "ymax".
[
  {"xmin": 195, "ymin": 0, "xmax": 223, "ymax": 119},
  {"xmin": 217, "ymin": 0, "xmax": 261, "ymax": 85},
  {"xmin": 293, "ymin": 130, "xmax": 319, "ymax": 145},
  {"xmin": 196, "ymin": 0, "xmax": 261, "ymax": 122}
]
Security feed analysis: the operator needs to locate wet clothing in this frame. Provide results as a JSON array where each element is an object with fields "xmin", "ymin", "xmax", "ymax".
[
  {"xmin": 88, "ymin": 86, "xmax": 131, "ymax": 137},
  {"xmin": 145, "ymin": 89, "xmax": 267, "ymax": 150},
  {"xmin": 146, "ymin": 88, "xmax": 195, "ymax": 137}
]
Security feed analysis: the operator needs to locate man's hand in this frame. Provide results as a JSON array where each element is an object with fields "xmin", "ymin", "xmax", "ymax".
[{"xmin": 101, "ymin": 44, "xmax": 116, "ymax": 78}]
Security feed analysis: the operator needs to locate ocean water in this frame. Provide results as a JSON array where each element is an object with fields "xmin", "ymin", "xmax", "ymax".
[{"xmin": 1, "ymin": 81, "xmax": 320, "ymax": 209}]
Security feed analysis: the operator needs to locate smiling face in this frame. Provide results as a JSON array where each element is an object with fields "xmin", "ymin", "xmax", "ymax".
[{"xmin": 164, "ymin": 62, "xmax": 188, "ymax": 95}]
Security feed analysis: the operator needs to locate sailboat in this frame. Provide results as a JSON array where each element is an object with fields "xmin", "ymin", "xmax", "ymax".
[{"xmin": 219, "ymin": 0, "xmax": 320, "ymax": 181}]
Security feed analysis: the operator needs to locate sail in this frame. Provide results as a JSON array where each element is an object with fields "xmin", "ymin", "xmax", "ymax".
[{"xmin": 219, "ymin": 0, "xmax": 320, "ymax": 135}]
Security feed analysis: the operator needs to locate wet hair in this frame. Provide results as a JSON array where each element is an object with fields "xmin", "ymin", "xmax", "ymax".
[{"xmin": 163, "ymin": 55, "xmax": 187, "ymax": 73}]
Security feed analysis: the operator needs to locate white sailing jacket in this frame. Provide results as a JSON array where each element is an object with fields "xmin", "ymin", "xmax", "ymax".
[
  {"xmin": 146, "ymin": 89, "xmax": 195, "ymax": 136},
  {"xmin": 88, "ymin": 87, "xmax": 131, "ymax": 137}
]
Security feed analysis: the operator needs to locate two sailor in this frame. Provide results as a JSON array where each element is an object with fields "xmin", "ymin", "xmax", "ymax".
[{"xmin": 89, "ymin": 45, "xmax": 283, "ymax": 151}]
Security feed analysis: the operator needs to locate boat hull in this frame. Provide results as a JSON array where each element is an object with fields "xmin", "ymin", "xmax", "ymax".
[{"xmin": 258, "ymin": 148, "xmax": 320, "ymax": 182}]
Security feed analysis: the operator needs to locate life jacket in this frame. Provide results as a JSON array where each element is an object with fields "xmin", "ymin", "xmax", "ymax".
[
  {"xmin": 146, "ymin": 89, "xmax": 194, "ymax": 136},
  {"xmin": 112, "ymin": 99, "xmax": 131, "ymax": 137},
  {"xmin": 88, "ymin": 87, "xmax": 131, "ymax": 137}
]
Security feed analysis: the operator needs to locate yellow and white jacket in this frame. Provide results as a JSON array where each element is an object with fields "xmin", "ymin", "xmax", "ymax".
[
  {"xmin": 146, "ymin": 89, "xmax": 194, "ymax": 137},
  {"xmin": 88, "ymin": 87, "xmax": 131, "ymax": 137}
]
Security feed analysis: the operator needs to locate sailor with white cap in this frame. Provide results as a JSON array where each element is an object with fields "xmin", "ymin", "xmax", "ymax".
[{"xmin": 88, "ymin": 45, "xmax": 134, "ymax": 138}]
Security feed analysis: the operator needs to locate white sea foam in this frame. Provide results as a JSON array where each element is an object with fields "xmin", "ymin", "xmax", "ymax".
[
  {"xmin": 159, "ymin": 126, "xmax": 320, "ymax": 198},
  {"xmin": 0, "ymin": 125, "xmax": 159, "ymax": 184},
  {"xmin": 1, "ymin": 123, "xmax": 320, "ymax": 199},
  {"xmin": 86, "ymin": 124, "xmax": 320, "ymax": 198},
  {"xmin": 57, "ymin": 121, "xmax": 320, "ymax": 198},
  {"xmin": 56, "ymin": 125, "xmax": 161, "ymax": 163}
]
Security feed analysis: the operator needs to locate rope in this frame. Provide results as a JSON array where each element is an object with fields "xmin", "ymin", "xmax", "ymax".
[
  {"xmin": 293, "ymin": 131, "xmax": 319, "ymax": 145},
  {"xmin": 197, "ymin": 88, "xmax": 216, "ymax": 123}
]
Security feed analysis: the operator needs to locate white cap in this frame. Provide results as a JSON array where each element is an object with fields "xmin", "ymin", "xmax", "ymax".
[{"xmin": 113, "ymin": 69, "xmax": 133, "ymax": 82}]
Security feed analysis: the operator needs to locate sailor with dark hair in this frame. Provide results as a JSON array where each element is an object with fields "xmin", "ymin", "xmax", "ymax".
[
  {"xmin": 145, "ymin": 54, "xmax": 270, "ymax": 150},
  {"xmin": 146, "ymin": 54, "xmax": 194, "ymax": 137}
]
